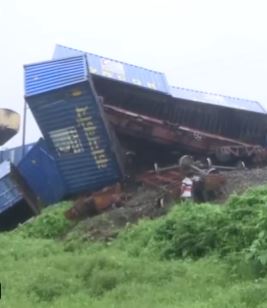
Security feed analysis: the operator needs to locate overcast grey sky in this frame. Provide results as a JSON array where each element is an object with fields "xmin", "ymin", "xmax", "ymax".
[{"xmin": 1, "ymin": 0, "xmax": 267, "ymax": 148}]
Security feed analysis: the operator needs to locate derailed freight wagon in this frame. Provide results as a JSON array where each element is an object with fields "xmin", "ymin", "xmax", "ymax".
[
  {"xmin": 53, "ymin": 45, "xmax": 267, "ymax": 164},
  {"xmin": 169, "ymin": 87, "xmax": 267, "ymax": 147},
  {"xmin": 24, "ymin": 55, "xmax": 123, "ymax": 197}
]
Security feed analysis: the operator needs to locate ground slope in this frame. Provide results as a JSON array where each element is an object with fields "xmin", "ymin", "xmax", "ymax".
[{"xmin": 1, "ymin": 185, "xmax": 267, "ymax": 307}]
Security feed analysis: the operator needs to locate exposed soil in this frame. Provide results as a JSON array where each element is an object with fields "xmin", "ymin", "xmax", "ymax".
[
  {"xmin": 66, "ymin": 167, "xmax": 267, "ymax": 241},
  {"xmin": 66, "ymin": 187, "xmax": 171, "ymax": 241},
  {"xmin": 222, "ymin": 167, "xmax": 267, "ymax": 197}
]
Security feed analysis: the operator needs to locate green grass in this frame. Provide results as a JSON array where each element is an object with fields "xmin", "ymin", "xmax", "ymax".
[
  {"xmin": 1, "ymin": 233, "xmax": 265, "ymax": 308},
  {"xmin": 2, "ymin": 186, "xmax": 267, "ymax": 307}
]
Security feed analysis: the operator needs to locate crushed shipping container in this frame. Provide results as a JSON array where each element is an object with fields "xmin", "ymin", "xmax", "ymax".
[
  {"xmin": 0, "ymin": 161, "xmax": 40, "ymax": 231},
  {"xmin": 0, "ymin": 142, "xmax": 35, "ymax": 166},
  {"xmin": 18, "ymin": 138, "xmax": 65, "ymax": 205},
  {"xmin": 24, "ymin": 55, "xmax": 124, "ymax": 196}
]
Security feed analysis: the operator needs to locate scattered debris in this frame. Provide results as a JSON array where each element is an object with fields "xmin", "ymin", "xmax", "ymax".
[
  {"xmin": 137, "ymin": 158, "xmax": 226, "ymax": 205},
  {"xmin": 0, "ymin": 161, "xmax": 41, "ymax": 231},
  {"xmin": 65, "ymin": 187, "xmax": 170, "ymax": 241},
  {"xmin": 64, "ymin": 183, "xmax": 129, "ymax": 221}
]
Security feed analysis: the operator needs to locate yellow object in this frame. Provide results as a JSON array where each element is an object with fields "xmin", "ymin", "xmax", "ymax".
[
  {"xmin": 0, "ymin": 109, "xmax": 20, "ymax": 131},
  {"xmin": 0, "ymin": 109, "xmax": 20, "ymax": 145}
]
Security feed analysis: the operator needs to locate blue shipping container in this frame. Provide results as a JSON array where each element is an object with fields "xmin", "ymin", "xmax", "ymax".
[
  {"xmin": 53, "ymin": 44, "xmax": 170, "ymax": 94},
  {"xmin": 171, "ymin": 86, "xmax": 266, "ymax": 114},
  {"xmin": 0, "ymin": 161, "xmax": 22, "ymax": 214},
  {"xmin": 24, "ymin": 55, "xmax": 123, "ymax": 195},
  {"xmin": 18, "ymin": 139, "xmax": 65, "ymax": 205},
  {"xmin": 25, "ymin": 56, "xmax": 88, "ymax": 97},
  {"xmin": 53, "ymin": 44, "xmax": 266, "ymax": 115},
  {"xmin": 0, "ymin": 143, "xmax": 35, "ymax": 166},
  {"xmin": 0, "ymin": 161, "xmax": 40, "ymax": 230}
]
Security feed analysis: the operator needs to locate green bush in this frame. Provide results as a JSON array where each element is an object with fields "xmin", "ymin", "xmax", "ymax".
[
  {"xmin": 117, "ymin": 185, "xmax": 267, "ymax": 270},
  {"xmin": 3, "ymin": 186, "xmax": 267, "ymax": 307},
  {"xmin": 153, "ymin": 204, "xmax": 226, "ymax": 259},
  {"xmin": 17, "ymin": 202, "xmax": 73, "ymax": 239}
]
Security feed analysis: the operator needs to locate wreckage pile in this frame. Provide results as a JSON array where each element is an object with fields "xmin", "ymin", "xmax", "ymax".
[{"xmin": 1, "ymin": 45, "xmax": 267, "ymax": 230}]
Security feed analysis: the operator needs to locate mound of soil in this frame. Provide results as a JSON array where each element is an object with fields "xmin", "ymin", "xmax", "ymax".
[{"xmin": 67, "ymin": 187, "xmax": 171, "ymax": 241}]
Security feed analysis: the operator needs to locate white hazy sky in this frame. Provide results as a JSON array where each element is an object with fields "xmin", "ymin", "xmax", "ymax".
[{"xmin": 1, "ymin": 0, "xmax": 267, "ymax": 148}]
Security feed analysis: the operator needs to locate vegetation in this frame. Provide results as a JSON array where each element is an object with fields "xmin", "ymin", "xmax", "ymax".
[{"xmin": 2, "ymin": 186, "xmax": 267, "ymax": 307}]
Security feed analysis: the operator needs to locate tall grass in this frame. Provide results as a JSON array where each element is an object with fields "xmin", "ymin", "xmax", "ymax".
[{"xmin": 1, "ymin": 186, "xmax": 267, "ymax": 307}]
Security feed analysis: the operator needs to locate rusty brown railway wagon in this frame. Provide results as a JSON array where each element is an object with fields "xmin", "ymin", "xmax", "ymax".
[
  {"xmin": 89, "ymin": 71, "xmax": 267, "ymax": 149},
  {"xmin": 54, "ymin": 45, "xmax": 267, "ymax": 161},
  {"xmin": 104, "ymin": 105, "xmax": 267, "ymax": 165}
]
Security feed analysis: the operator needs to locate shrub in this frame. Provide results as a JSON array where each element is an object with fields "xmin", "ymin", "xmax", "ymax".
[
  {"xmin": 117, "ymin": 186, "xmax": 267, "ymax": 267},
  {"xmin": 17, "ymin": 202, "xmax": 73, "ymax": 239}
]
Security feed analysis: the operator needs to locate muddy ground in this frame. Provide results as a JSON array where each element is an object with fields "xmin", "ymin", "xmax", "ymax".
[
  {"xmin": 66, "ymin": 187, "xmax": 169, "ymax": 241},
  {"xmin": 66, "ymin": 167, "xmax": 267, "ymax": 241}
]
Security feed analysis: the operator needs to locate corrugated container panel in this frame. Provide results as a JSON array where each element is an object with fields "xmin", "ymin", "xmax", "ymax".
[
  {"xmin": 24, "ymin": 56, "xmax": 88, "ymax": 97},
  {"xmin": 53, "ymin": 44, "xmax": 170, "ymax": 94},
  {"xmin": 18, "ymin": 139, "xmax": 65, "ymax": 205},
  {"xmin": 24, "ymin": 56, "xmax": 123, "ymax": 195},
  {"xmin": 0, "ymin": 143, "xmax": 34, "ymax": 165},
  {"xmin": 171, "ymin": 86, "xmax": 266, "ymax": 114},
  {"xmin": 0, "ymin": 161, "xmax": 23, "ymax": 214}
]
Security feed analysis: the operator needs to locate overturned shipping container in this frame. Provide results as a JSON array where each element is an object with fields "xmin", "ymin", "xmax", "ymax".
[
  {"xmin": 0, "ymin": 142, "xmax": 35, "ymax": 166},
  {"xmin": 0, "ymin": 139, "xmax": 67, "ymax": 230},
  {"xmin": 0, "ymin": 161, "xmax": 40, "ymax": 231},
  {"xmin": 18, "ymin": 139, "xmax": 65, "ymax": 205},
  {"xmin": 53, "ymin": 45, "xmax": 267, "ymax": 149},
  {"xmin": 169, "ymin": 87, "xmax": 267, "ymax": 146},
  {"xmin": 24, "ymin": 55, "xmax": 123, "ymax": 196}
]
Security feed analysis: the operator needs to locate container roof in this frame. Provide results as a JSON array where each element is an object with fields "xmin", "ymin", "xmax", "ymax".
[
  {"xmin": 53, "ymin": 44, "xmax": 266, "ymax": 115},
  {"xmin": 24, "ymin": 56, "xmax": 88, "ymax": 97},
  {"xmin": 171, "ymin": 86, "xmax": 266, "ymax": 114},
  {"xmin": 53, "ymin": 45, "xmax": 170, "ymax": 94}
]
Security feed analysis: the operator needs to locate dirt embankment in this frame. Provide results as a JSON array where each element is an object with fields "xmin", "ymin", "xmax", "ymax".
[
  {"xmin": 222, "ymin": 167, "xmax": 267, "ymax": 197},
  {"xmin": 66, "ymin": 187, "xmax": 169, "ymax": 241},
  {"xmin": 66, "ymin": 167, "xmax": 267, "ymax": 241}
]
